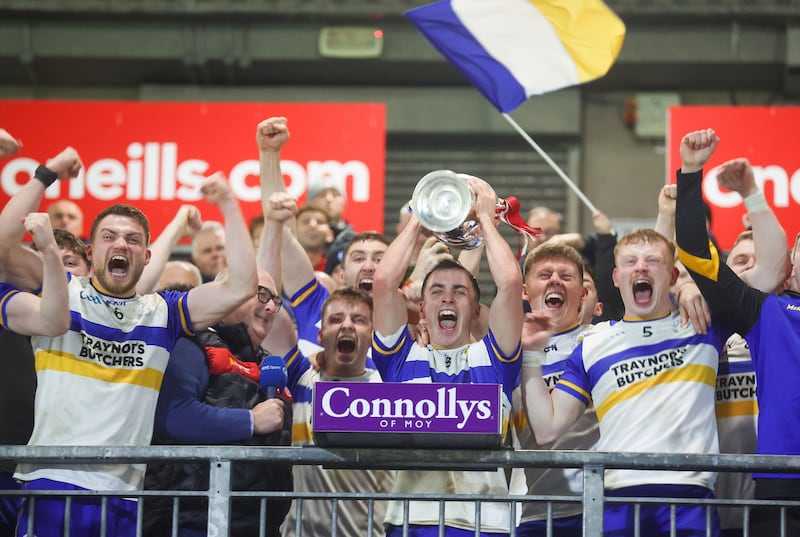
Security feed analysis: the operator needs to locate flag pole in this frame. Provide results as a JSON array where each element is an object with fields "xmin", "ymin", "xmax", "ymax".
[{"xmin": 502, "ymin": 113, "xmax": 598, "ymax": 214}]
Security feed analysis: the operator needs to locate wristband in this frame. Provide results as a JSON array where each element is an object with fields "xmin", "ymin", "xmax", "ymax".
[
  {"xmin": 34, "ymin": 165, "xmax": 58, "ymax": 188},
  {"xmin": 522, "ymin": 350, "xmax": 545, "ymax": 368},
  {"xmin": 743, "ymin": 190, "xmax": 768, "ymax": 213}
]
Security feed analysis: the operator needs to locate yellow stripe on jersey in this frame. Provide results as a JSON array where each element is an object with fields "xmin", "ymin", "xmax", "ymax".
[
  {"xmin": 489, "ymin": 338, "xmax": 521, "ymax": 363},
  {"xmin": 513, "ymin": 409, "xmax": 528, "ymax": 435},
  {"xmin": 35, "ymin": 350, "xmax": 164, "ymax": 391},
  {"xmin": 677, "ymin": 240, "xmax": 721, "ymax": 282},
  {"xmin": 559, "ymin": 379, "xmax": 592, "ymax": 403},
  {"xmin": 372, "ymin": 333, "xmax": 406, "ymax": 355},
  {"xmin": 596, "ymin": 364, "xmax": 716, "ymax": 421},
  {"xmin": 177, "ymin": 294, "xmax": 193, "ymax": 336},
  {"xmin": 501, "ymin": 415, "xmax": 510, "ymax": 437},
  {"xmin": 292, "ymin": 421, "xmax": 313, "ymax": 444},
  {"xmin": 291, "ymin": 281, "xmax": 318, "ymax": 308},
  {"xmin": 716, "ymin": 399, "xmax": 759, "ymax": 419},
  {"xmin": 285, "ymin": 347, "xmax": 301, "ymax": 368},
  {"xmin": 0, "ymin": 289, "xmax": 20, "ymax": 328}
]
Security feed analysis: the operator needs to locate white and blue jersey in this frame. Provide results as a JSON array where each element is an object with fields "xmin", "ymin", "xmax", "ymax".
[
  {"xmin": 556, "ymin": 311, "xmax": 728, "ymax": 491},
  {"xmin": 372, "ymin": 325, "xmax": 521, "ymax": 533},
  {"xmin": 289, "ymin": 278, "xmax": 329, "ymax": 357},
  {"xmin": 15, "ymin": 275, "xmax": 193, "ymax": 491}
]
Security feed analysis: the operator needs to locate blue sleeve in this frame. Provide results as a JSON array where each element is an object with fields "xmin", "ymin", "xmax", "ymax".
[
  {"xmin": 0, "ymin": 283, "xmax": 21, "ymax": 330},
  {"xmin": 154, "ymin": 337, "xmax": 253, "ymax": 444},
  {"xmin": 159, "ymin": 290, "xmax": 195, "ymax": 339},
  {"xmin": 483, "ymin": 329, "xmax": 521, "ymax": 398},
  {"xmin": 553, "ymin": 342, "xmax": 592, "ymax": 407},
  {"xmin": 372, "ymin": 326, "xmax": 417, "ymax": 382},
  {"xmin": 283, "ymin": 345, "xmax": 311, "ymax": 394},
  {"xmin": 289, "ymin": 278, "xmax": 330, "ymax": 343}
]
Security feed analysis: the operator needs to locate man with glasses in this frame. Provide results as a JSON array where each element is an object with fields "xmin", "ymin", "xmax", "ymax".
[{"xmin": 145, "ymin": 264, "xmax": 293, "ymax": 535}]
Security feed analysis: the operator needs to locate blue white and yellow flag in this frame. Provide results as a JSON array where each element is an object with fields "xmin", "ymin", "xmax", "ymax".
[{"xmin": 406, "ymin": 0, "xmax": 626, "ymax": 113}]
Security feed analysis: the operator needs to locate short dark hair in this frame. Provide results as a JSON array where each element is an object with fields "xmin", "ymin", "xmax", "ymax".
[
  {"xmin": 54, "ymin": 229, "xmax": 89, "ymax": 266},
  {"xmin": 341, "ymin": 232, "xmax": 389, "ymax": 266},
  {"xmin": 297, "ymin": 205, "xmax": 331, "ymax": 224},
  {"xmin": 29, "ymin": 229, "xmax": 90, "ymax": 268},
  {"xmin": 90, "ymin": 204, "xmax": 151, "ymax": 245},
  {"xmin": 321, "ymin": 286, "xmax": 373, "ymax": 321},
  {"xmin": 421, "ymin": 259, "xmax": 481, "ymax": 303},
  {"xmin": 583, "ymin": 264, "xmax": 596, "ymax": 283}
]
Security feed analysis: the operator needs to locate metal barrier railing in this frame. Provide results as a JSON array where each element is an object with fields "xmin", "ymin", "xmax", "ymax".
[{"xmin": 2, "ymin": 445, "xmax": 800, "ymax": 536}]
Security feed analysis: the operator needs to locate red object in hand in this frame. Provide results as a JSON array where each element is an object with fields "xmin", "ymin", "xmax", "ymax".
[{"xmin": 205, "ymin": 346, "xmax": 260, "ymax": 382}]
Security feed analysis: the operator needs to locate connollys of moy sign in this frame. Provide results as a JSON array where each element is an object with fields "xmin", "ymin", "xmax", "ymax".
[{"xmin": 312, "ymin": 382, "xmax": 504, "ymax": 449}]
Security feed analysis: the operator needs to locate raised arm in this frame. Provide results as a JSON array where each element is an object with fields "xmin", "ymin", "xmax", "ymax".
[
  {"xmin": 257, "ymin": 117, "xmax": 294, "ymax": 233},
  {"xmin": 0, "ymin": 147, "xmax": 82, "ymax": 290},
  {"xmin": 456, "ymin": 243, "xmax": 483, "ymax": 279},
  {"xmin": 372, "ymin": 215, "xmax": 421, "ymax": 335},
  {"xmin": 186, "ymin": 173, "xmax": 257, "ymax": 330},
  {"xmin": 589, "ymin": 210, "xmax": 623, "ymax": 321},
  {"xmin": 137, "ymin": 205, "xmax": 202, "ymax": 294},
  {"xmin": 676, "ymin": 129, "xmax": 765, "ymax": 336},
  {"xmin": 262, "ymin": 187, "xmax": 316, "ymax": 298},
  {"xmin": 457, "ymin": 244, "xmax": 490, "ymax": 338},
  {"xmin": 0, "ymin": 128, "xmax": 22, "ymax": 158},
  {"xmin": 654, "ymin": 184, "xmax": 677, "ymax": 241},
  {"xmin": 256, "ymin": 119, "xmax": 318, "ymax": 298},
  {"xmin": 519, "ymin": 311, "xmax": 585, "ymax": 444},
  {"xmin": 258, "ymin": 191, "xmax": 298, "ymax": 292},
  {"xmin": 675, "ymin": 129, "xmax": 720, "ymax": 269},
  {"xmin": 717, "ymin": 158, "xmax": 790, "ymax": 293},
  {"xmin": 5, "ymin": 213, "xmax": 70, "ymax": 336},
  {"xmin": 471, "ymin": 177, "xmax": 523, "ymax": 354},
  {"xmin": 404, "ymin": 236, "xmax": 453, "ymax": 287},
  {"xmin": 258, "ymin": 193, "xmax": 311, "ymax": 358}
]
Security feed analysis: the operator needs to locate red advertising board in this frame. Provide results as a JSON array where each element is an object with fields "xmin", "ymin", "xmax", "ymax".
[
  {"xmin": 668, "ymin": 106, "xmax": 800, "ymax": 251},
  {"xmin": 0, "ymin": 100, "xmax": 386, "ymax": 239}
]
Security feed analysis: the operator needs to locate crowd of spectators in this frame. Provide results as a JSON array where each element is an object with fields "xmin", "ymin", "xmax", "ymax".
[{"xmin": 0, "ymin": 121, "xmax": 793, "ymax": 537}]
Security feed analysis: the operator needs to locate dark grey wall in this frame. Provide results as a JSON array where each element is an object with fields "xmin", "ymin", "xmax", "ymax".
[{"xmin": 1, "ymin": 0, "xmax": 799, "ymax": 235}]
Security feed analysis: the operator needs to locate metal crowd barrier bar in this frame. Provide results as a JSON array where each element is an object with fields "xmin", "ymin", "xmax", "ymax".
[{"xmin": 2, "ymin": 446, "xmax": 800, "ymax": 536}]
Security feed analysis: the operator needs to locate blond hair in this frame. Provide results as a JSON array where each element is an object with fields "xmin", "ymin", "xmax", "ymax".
[{"xmin": 523, "ymin": 242, "xmax": 584, "ymax": 280}]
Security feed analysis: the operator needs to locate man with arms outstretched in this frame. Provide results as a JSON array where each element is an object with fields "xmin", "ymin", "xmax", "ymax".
[
  {"xmin": 372, "ymin": 176, "xmax": 522, "ymax": 536},
  {"xmin": 0, "ymin": 149, "xmax": 257, "ymax": 537}
]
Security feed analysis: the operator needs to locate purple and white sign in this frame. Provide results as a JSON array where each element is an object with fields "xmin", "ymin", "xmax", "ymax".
[{"xmin": 313, "ymin": 382, "xmax": 502, "ymax": 437}]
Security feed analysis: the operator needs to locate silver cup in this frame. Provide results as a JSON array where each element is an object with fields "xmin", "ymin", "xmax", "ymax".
[{"xmin": 411, "ymin": 169, "xmax": 485, "ymax": 250}]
